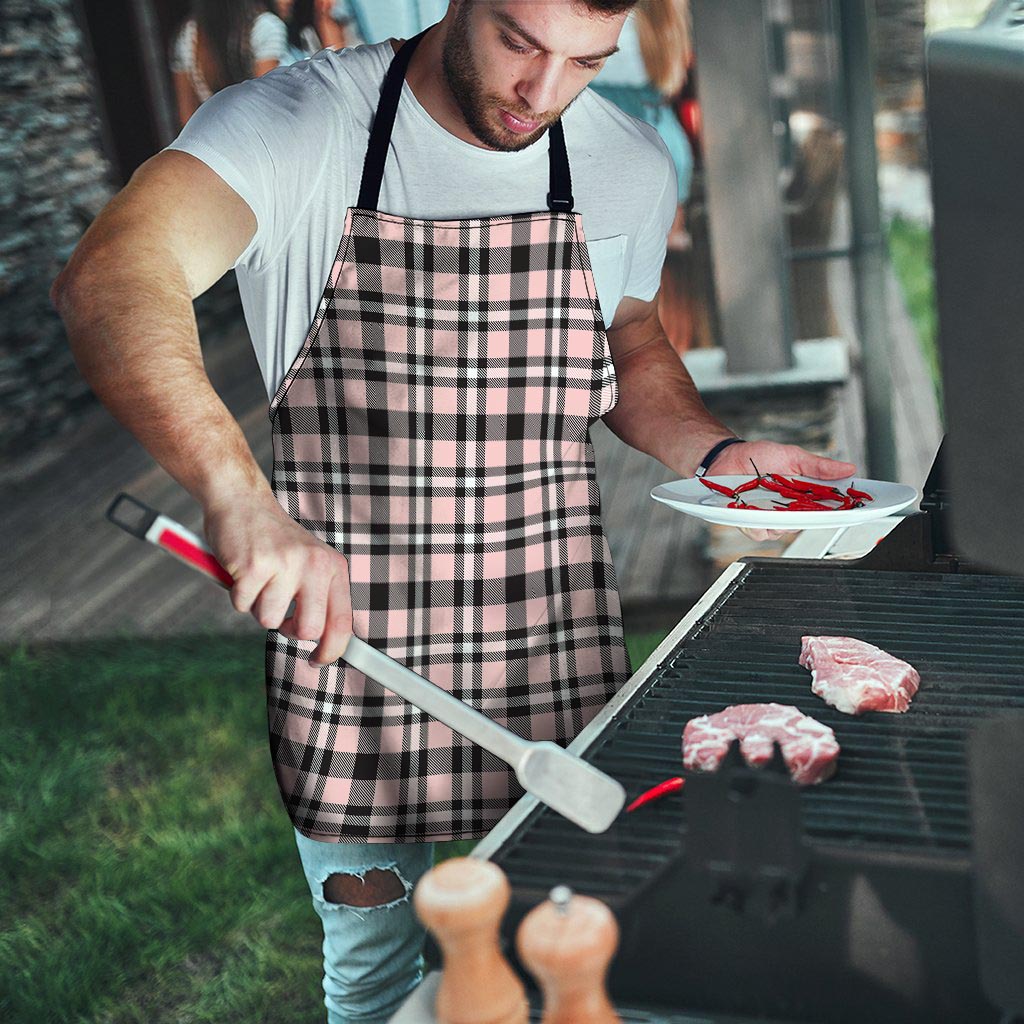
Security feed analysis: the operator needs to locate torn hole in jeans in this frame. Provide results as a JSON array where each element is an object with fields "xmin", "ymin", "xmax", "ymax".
[{"xmin": 319, "ymin": 866, "xmax": 413, "ymax": 921}]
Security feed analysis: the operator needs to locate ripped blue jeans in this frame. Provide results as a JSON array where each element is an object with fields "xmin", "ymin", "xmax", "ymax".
[{"xmin": 293, "ymin": 828, "xmax": 436, "ymax": 1024}]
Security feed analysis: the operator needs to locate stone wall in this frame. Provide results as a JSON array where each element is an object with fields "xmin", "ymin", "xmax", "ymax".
[
  {"xmin": 0, "ymin": 0, "xmax": 246, "ymax": 464},
  {"xmin": 873, "ymin": 0, "xmax": 928, "ymax": 166},
  {"xmin": 873, "ymin": 0, "xmax": 927, "ymax": 112},
  {"xmin": 0, "ymin": 0, "xmax": 116, "ymax": 460}
]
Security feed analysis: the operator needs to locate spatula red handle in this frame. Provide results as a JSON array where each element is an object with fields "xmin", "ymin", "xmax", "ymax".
[{"xmin": 106, "ymin": 493, "xmax": 233, "ymax": 588}]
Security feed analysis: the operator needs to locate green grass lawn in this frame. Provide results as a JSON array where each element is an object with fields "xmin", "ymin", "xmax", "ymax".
[
  {"xmin": 1, "ymin": 629, "xmax": 669, "ymax": 1023},
  {"xmin": 887, "ymin": 215, "xmax": 942, "ymax": 409}
]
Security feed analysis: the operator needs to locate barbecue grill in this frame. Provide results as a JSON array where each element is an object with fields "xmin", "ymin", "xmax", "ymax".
[
  {"xmin": 468, "ymin": 453, "xmax": 1023, "ymax": 1022},
  {"xmin": 394, "ymin": 9, "xmax": 1024, "ymax": 1022}
]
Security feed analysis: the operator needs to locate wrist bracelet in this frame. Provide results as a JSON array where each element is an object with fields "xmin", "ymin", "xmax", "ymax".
[{"xmin": 695, "ymin": 437, "xmax": 745, "ymax": 478}]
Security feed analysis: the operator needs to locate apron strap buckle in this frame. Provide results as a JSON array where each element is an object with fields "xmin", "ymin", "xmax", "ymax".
[{"xmin": 546, "ymin": 192, "xmax": 574, "ymax": 214}]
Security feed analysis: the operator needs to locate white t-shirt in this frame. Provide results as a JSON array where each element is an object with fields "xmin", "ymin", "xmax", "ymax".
[{"xmin": 167, "ymin": 40, "xmax": 677, "ymax": 400}]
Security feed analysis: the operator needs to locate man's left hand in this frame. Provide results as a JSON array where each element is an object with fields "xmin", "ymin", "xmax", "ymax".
[{"xmin": 705, "ymin": 440, "xmax": 857, "ymax": 543}]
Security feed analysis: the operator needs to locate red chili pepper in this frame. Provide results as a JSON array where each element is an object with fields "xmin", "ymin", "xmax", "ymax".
[
  {"xmin": 626, "ymin": 776, "xmax": 685, "ymax": 813},
  {"xmin": 847, "ymin": 486, "xmax": 873, "ymax": 501},
  {"xmin": 761, "ymin": 479, "xmax": 824, "ymax": 502},
  {"xmin": 758, "ymin": 478, "xmax": 801, "ymax": 496},
  {"xmin": 699, "ymin": 477, "xmax": 737, "ymax": 498},
  {"xmin": 734, "ymin": 478, "xmax": 762, "ymax": 494},
  {"xmin": 776, "ymin": 474, "xmax": 845, "ymax": 499},
  {"xmin": 774, "ymin": 498, "xmax": 834, "ymax": 511},
  {"xmin": 768, "ymin": 473, "xmax": 816, "ymax": 494}
]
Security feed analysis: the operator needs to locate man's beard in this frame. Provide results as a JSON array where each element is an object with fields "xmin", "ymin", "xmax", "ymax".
[{"xmin": 441, "ymin": 4, "xmax": 560, "ymax": 151}]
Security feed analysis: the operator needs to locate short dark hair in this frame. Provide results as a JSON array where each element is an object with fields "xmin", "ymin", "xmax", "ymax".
[
  {"xmin": 465, "ymin": 0, "xmax": 640, "ymax": 17},
  {"xmin": 578, "ymin": 0, "xmax": 640, "ymax": 13}
]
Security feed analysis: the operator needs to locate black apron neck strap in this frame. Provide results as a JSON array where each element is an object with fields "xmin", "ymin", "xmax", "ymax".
[
  {"xmin": 545, "ymin": 119, "xmax": 574, "ymax": 213},
  {"xmin": 357, "ymin": 30, "xmax": 575, "ymax": 215},
  {"xmin": 358, "ymin": 29, "xmax": 428, "ymax": 212}
]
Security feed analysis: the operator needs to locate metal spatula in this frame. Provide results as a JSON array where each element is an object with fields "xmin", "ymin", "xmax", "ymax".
[{"xmin": 106, "ymin": 493, "xmax": 626, "ymax": 834}]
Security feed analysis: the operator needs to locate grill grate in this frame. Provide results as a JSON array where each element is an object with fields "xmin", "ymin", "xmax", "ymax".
[{"xmin": 493, "ymin": 564, "xmax": 1024, "ymax": 903}]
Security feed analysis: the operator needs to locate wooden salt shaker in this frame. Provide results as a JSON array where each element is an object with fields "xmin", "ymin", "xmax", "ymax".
[
  {"xmin": 516, "ymin": 885, "xmax": 621, "ymax": 1024},
  {"xmin": 413, "ymin": 857, "xmax": 528, "ymax": 1024}
]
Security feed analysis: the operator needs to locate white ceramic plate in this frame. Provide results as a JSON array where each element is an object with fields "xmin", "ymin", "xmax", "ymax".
[{"xmin": 650, "ymin": 476, "xmax": 920, "ymax": 530}]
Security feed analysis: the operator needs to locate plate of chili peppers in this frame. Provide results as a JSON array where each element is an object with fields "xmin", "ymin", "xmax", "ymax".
[{"xmin": 651, "ymin": 470, "xmax": 918, "ymax": 529}]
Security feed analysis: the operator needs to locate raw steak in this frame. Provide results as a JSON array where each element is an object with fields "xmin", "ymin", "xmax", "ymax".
[
  {"xmin": 682, "ymin": 703, "xmax": 840, "ymax": 786},
  {"xmin": 799, "ymin": 636, "xmax": 920, "ymax": 716}
]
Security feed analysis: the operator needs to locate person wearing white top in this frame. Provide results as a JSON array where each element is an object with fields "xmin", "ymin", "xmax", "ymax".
[
  {"xmin": 275, "ymin": 0, "xmax": 351, "ymax": 65},
  {"xmin": 170, "ymin": 2, "xmax": 289, "ymax": 127},
  {"xmin": 338, "ymin": 0, "xmax": 449, "ymax": 45},
  {"xmin": 591, "ymin": 1, "xmax": 694, "ymax": 204}
]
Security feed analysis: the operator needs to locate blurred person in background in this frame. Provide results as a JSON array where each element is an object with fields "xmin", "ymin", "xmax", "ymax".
[
  {"xmin": 274, "ymin": 0, "xmax": 449, "ymax": 65},
  {"xmin": 276, "ymin": 0, "xmax": 350, "ymax": 63},
  {"xmin": 591, "ymin": 0, "xmax": 693, "ymax": 239},
  {"xmin": 338, "ymin": 0, "xmax": 450, "ymax": 45},
  {"xmin": 171, "ymin": 1, "xmax": 289, "ymax": 127}
]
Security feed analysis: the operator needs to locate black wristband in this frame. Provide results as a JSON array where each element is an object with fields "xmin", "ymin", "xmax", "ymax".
[{"xmin": 695, "ymin": 437, "xmax": 745, "ymax": 478}]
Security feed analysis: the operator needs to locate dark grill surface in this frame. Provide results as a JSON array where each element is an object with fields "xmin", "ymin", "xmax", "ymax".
[
  {"xmin": 527, "ymin": 1000, "xmax": 770, "ymax": 1023},
  {"xmin": 494, "ymin": 563, "xmax": 1024, "ymax": 903}
]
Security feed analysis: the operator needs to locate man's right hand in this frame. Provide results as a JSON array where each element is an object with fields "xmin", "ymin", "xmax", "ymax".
[{"xmin": 203, "ymin": 493, "xmax": 353, "ymax": 665}]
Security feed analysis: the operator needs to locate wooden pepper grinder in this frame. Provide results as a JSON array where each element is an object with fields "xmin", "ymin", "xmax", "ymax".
[
  {"xmin": 516, "ymin": 885, "xmax": 621, "ymax": 1024},
  {"xmin": 413, "ymin": 857, "xmax": 528, "ymax": 1024}
]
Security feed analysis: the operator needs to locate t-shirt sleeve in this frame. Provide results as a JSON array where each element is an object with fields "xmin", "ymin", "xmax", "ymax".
[
  {"xmin": 251, "ymin": 12, "xmax": 289, "ymax": 62},
  {"xmin": 164, "ymin": 66, "xmax": 339, "ymax": 273},
  {"xmin": 623, "ymin": 130, "xmax": 678, "ymax": 302},
  {"xmin": 169, "ymin": 23, "xmax": 191, "ymax": 74}
]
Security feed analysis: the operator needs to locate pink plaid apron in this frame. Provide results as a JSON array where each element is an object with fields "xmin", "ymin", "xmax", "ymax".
[{"xmin": 265, "ymin": 30, "xmax": 631, "ymax": 842}]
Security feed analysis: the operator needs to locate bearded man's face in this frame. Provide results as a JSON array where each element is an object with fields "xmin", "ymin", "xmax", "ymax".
[{"xmin": 441, "ymin": 1, "xmax": 626, "ymax": 151}]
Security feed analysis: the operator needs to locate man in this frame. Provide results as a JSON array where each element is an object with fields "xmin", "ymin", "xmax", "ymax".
[{"xmin": 51, "ymin": 2, "xmax": 855, "ymax": 1020}]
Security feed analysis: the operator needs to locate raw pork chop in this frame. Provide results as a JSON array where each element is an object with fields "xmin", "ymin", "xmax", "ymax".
[
  {"xmin": 682, "ymin": 703, "xmax": 840, "ymax": 786},
  {"xmin": 799, "ymin": 636, "xmax": 920, "ymax": 716}
]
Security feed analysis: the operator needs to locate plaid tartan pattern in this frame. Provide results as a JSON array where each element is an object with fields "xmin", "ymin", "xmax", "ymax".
[{"xmin": 265, "ymin": 208, "xmax": 631, "ymax": 842}]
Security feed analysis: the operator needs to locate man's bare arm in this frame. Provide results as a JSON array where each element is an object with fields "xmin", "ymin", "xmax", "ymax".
[
  {"xmin": 603, "ymin": 295, "xmax": 734, "ymax": 477},
  {"xmin": 52, "ymin": 150, "xmax": 261, "ymax": 504},
  {"xmin": 602, "ymin": 294, "xmax": 856, "ymax": 543},
  {"xmin": 50, "ymin": 150, "xmax": 352, "ymax": 662}
]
